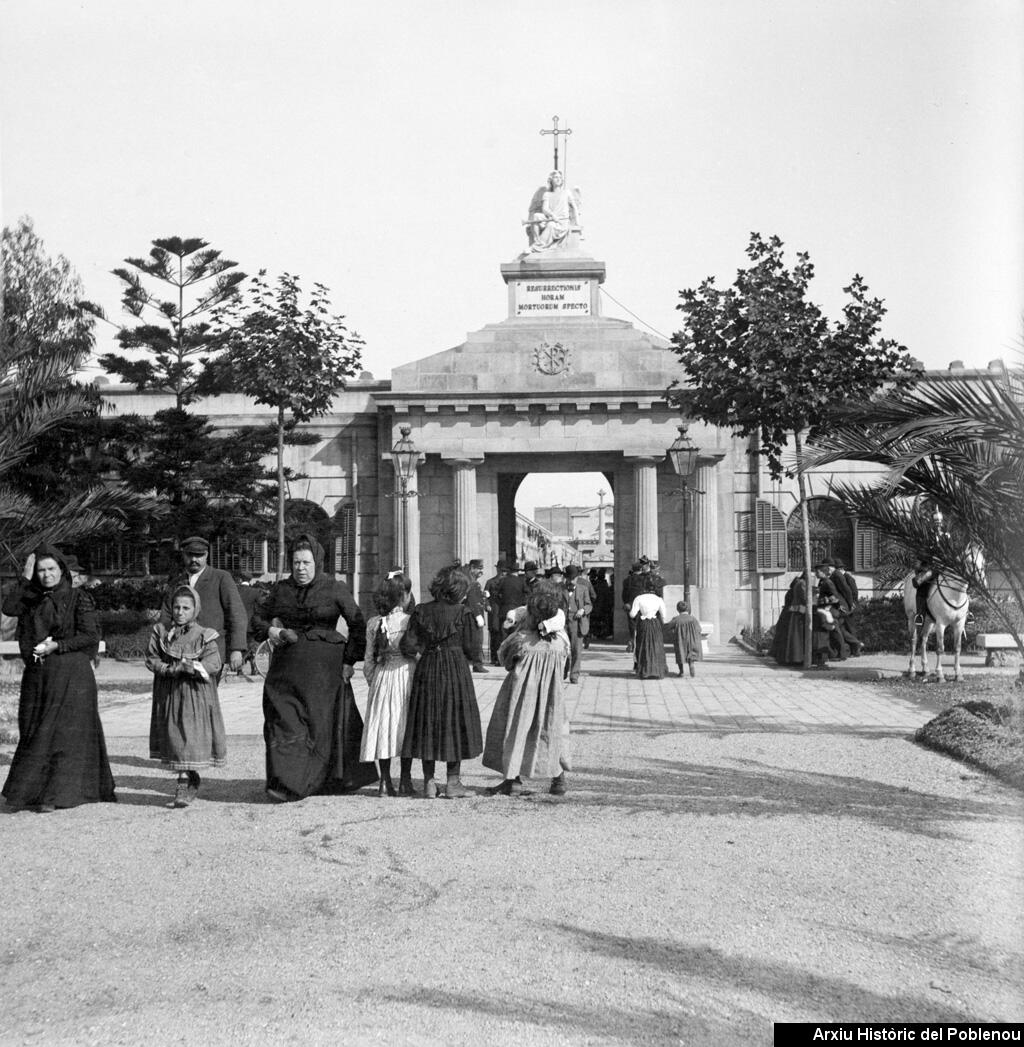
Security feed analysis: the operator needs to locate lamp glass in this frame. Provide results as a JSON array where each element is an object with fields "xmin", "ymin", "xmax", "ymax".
[
  {"xmin": 392, "ymin": 427, "xmax": 418, "ymax": 484},
  {"xmin": 667, "ymin": 427, "xmax": 699, "ymax": 476}
]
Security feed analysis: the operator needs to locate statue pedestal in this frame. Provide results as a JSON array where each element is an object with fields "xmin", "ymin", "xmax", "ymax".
[{"xmin": 500, "ymin": 238, "xmax": 606, "ymax": 320}]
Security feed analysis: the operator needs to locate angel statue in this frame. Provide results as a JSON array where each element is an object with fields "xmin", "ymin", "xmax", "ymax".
[{"xmin": 520, "ymin": 170, "xmax": 582, "ymax": 258}]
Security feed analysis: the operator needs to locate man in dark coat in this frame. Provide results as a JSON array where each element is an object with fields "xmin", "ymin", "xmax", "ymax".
[
  {"xmin": 464, "ymin": 558, "xmax": 488, "ymax": 674},
  {"xmin": 564, "ymin": 564, "xmax": 593, "ymax": 681},
  {"xmin": 829, "ymin": 559, "xmax": 863, "ymax": 655},
  {"xmin": 492, "ymin": 560, "xmax": 526, "ymax": 638},
  {"xmin": 159, "ymin": 536, "xmax": 248, "ymax": 670},
  {"xmin": 621, "ymin": 560, "xmax": 646, "ymax": 653},
  {"xmin": 483, "ymin": 560, "xmax": 508, "ymax": 665}
]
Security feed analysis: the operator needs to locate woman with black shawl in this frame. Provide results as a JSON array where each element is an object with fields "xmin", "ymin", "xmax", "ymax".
[
  {"xmin": 255, "ymin": 533, "xmax": 377, "ymax": 801},
  {"xmin": 2, "ymin": 545, "xmax": 115, "ymax": 811}
]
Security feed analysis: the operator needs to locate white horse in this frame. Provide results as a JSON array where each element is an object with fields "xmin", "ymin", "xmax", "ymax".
[{"xmin": 903, "ymin": 547, "xmax": 983, "ymax": 682}]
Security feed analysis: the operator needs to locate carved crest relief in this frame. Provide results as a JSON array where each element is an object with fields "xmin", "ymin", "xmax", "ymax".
[{"xmin": 533, "ymin": 340, "xmax": 572, "ymax": 376}]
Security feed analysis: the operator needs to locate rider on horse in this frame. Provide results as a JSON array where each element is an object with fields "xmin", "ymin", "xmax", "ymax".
[{"xmin": 911, "ymin": 507, "xmax": 951, "ymax": 627}]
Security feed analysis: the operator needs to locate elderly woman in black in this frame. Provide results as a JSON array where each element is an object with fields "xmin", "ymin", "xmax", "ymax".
[
  {"xmin": 255, "ymin": 533, "xmax": 377, "ymax": 801},
  {"xmin": 2, "ymin": 545, "xmax": 115, "ymax": 811},
  {"xmin": 400, "ymin": 565, "xmax": 483, "ymax": 799}
]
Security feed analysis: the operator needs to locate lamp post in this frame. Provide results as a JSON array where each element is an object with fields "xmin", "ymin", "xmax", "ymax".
[
  {"xmin": 667, "ymin": 424, "xmax": 700, "ymax": 602},
  {"xmin": 391, "ymin": 425, "xmax": 419, "ymax": 577}
]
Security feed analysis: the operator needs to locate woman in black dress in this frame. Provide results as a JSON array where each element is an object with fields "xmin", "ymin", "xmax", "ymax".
[
  {"xmin": 256, "ymin": 533, "xmax": 377, "ymax": 801},
  {"xmin": 2, "ymin": 545, "xmax": 115, "ymax": 812},
  {"xmin": 400, "ymin": 565, "xmax": 482, "ymax": 799}
]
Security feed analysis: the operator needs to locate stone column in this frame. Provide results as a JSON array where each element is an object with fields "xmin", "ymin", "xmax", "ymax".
[
  {"xmin": 695, "ymin": 457, "xmax": 721, "ymax": 629},
  {"xmin": 449, "ymin": 458, "xmax": 483, "ymax": 564},
  {"xmin": 630, "ymin": 456, "xmax": 661, "ymax": 562}
]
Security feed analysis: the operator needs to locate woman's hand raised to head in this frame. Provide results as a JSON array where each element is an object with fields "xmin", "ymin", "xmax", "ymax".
[{"xmin": 22, "ymin": 553, "xmax": 35, "ymax": 581}]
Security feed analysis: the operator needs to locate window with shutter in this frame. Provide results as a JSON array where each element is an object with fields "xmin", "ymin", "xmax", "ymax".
[
  {"xmin": 754, "ymin": 499, "xmax": 788, "ymax": 572},
  {"xmin": 334, "ymin": 503, "xmax": 357, "ymax": 575},
  {"xmin": 853, "ymin": 520, "xmax": 881, "ymax": 571}
]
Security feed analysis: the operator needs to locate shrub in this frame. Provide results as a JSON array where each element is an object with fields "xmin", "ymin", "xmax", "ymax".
[{"xmin": 88, "ymin": 577, "xmax": 167, "ymax": 613}]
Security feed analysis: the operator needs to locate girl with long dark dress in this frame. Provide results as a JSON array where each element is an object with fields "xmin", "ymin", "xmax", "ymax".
[
  {"xmin": 2, "ymin": 545, "xmax": 115, "ymax": 812},
  {"xmin": 256, "ymin": 533, "xmax": 377, "ymax": 801},
  {"xmin": 400, "ymin": 566, "xmax": 482, "ymax": 799},
  {"xmin": 146, "ymin": 584, "xmax": 226, "ymax": 808}
]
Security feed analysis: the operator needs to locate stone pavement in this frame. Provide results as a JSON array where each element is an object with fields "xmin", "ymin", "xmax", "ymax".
[{"xmin": 93, "ymin": 640, "xmax": 965, "ymax": 741}]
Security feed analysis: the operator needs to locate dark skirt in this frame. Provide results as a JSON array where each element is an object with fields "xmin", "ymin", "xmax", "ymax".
[
  {"xmin": 262, "ymin": 637, "xmax": 377, "ymax": 798},
  {"xmin": 2, "ymin": 652, "xmax": 116, "ymax": 809},
  {"xmin": 771, "ymin": 610, "xmax": 831, "ymax": 666},
  {"xmin": 402, "ymin": 648, "xmax": 483, "ymax": 762},
  {"xmin": 634, "ymin": 618, "xmax": 668, "ymax": 679}
]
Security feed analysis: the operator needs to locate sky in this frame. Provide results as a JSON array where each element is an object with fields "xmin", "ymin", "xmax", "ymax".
[{"xmin": 2, "ymin": 0, "xmax": 1022, "ymax": 513}]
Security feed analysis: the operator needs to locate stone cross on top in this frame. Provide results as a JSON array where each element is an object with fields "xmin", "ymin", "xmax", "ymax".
[{"xmin": 540, "ymin": 115, "xmax": 572, "ymax": 173}]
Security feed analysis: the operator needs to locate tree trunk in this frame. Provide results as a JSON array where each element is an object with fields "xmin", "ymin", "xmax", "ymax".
[
  {"xmin": 794, "ymin": 430, "xmax": 814, "ymax": 669},
  {"xmin": 276, "ymin": 404, "xmax": 285, "ymax": 580}
]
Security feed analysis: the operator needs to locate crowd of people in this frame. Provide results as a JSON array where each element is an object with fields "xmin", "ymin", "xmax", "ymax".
[
  {"xmin": 769, "ymin": 558, "xmax": 863, "ymax": 670},
  {"xmin": 1, "ymin": 537, "xmax": 716, "ymax": 813},
  {"xmin": 1, "ymin": 539, "xmax": 606, "ymax": 810}
]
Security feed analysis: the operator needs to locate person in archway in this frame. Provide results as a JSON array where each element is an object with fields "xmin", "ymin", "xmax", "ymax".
[
  {"xmin": 621, "ymin": 561, "xmax": 645, "ymax": 653},
  {"xmin": 492, "ymin": 560, "xmax": 525, "ymax": 661},
  {"xmin": 484, "ymin": 560, "xmax": 508, "ymax": 666},
  {"xmin": 564, "ymin": 564, "xmax": 592, "ymax": 681},
  {"xmin": 464, "ymin": 558, "xmax": 488, "ymax": 674}
]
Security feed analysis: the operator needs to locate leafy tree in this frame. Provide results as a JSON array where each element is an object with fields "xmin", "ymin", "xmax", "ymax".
[
  {"xmin": 0, "ymin": 218, "xmax": 160, "ymax": 563},
  {"xmin": 669, "ymin": 233, "xmax": 919, "ymax": 666},
  {"xmin": 94, "ymin": 236, "xmax": 245, "ymax": 407},
  {"xmin": 219, "ymin": 272, "xmax": 363, "ymax": 577},
  {"xmin": 804, "ymin": 369, "xmax": 1024, "ymax": 654}
]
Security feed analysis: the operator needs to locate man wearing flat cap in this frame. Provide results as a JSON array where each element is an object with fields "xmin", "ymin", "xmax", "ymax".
[{"xmin": 159, "ymin": 536, "xmax": 248, "ymax": 671}]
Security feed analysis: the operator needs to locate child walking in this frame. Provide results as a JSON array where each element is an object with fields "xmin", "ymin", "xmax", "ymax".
[
  {"xmin": 360, "ymin": 576, "xmax": 416, "ymax": 797},
  {"xmin": 147, "ymin": 585, "xmax": 226, "ymax": 807},
  {"xmin": 669, "ymin": 600, "xmax": 703, "ymax": 678},
  {"xmin": 483, "ymin": 586, "xmax": 571, "ymax": 797}
]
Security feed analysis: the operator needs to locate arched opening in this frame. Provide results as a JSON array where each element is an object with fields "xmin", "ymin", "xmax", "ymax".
[
  {"xmin": 511, "ymin": 472, "xmax": 614, "ymax": 569},
  {"xmin": 786, "ymin": 497, "xmax": 854, "ymax": 570}
]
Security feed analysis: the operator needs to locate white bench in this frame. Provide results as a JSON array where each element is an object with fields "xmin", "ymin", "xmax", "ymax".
[
  {"xmin": 976, "ymin": 633, "xmax": 1019, "ymax": 667},
  {"xmin": 0, "ymin": 640, "xmax": 106, "ymax": 657}
]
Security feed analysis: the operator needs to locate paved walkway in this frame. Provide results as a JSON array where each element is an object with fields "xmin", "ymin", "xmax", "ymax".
[{"xmin": 93, "ymin": 641, "xmax": 964, "ymax": 740}]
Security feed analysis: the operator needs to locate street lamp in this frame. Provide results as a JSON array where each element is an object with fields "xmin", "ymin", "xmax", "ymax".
[
  {"xmin": 391, "ymin": 425, "xmax": 419, "ymax": 576},
  {"xmin": 667, "ymin": 424, "xmax": 700, "ymax": 601}
]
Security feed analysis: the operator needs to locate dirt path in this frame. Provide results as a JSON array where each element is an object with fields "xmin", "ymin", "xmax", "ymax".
[{"xmin": 1, "ymin": 649, "xmax": 1022, "ymax": 1045}]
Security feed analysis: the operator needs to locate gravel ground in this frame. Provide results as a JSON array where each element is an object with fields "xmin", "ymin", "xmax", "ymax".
[{"xmin": 1, "ymin": 654, "xmax": 1023, "ymax": 1046}]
